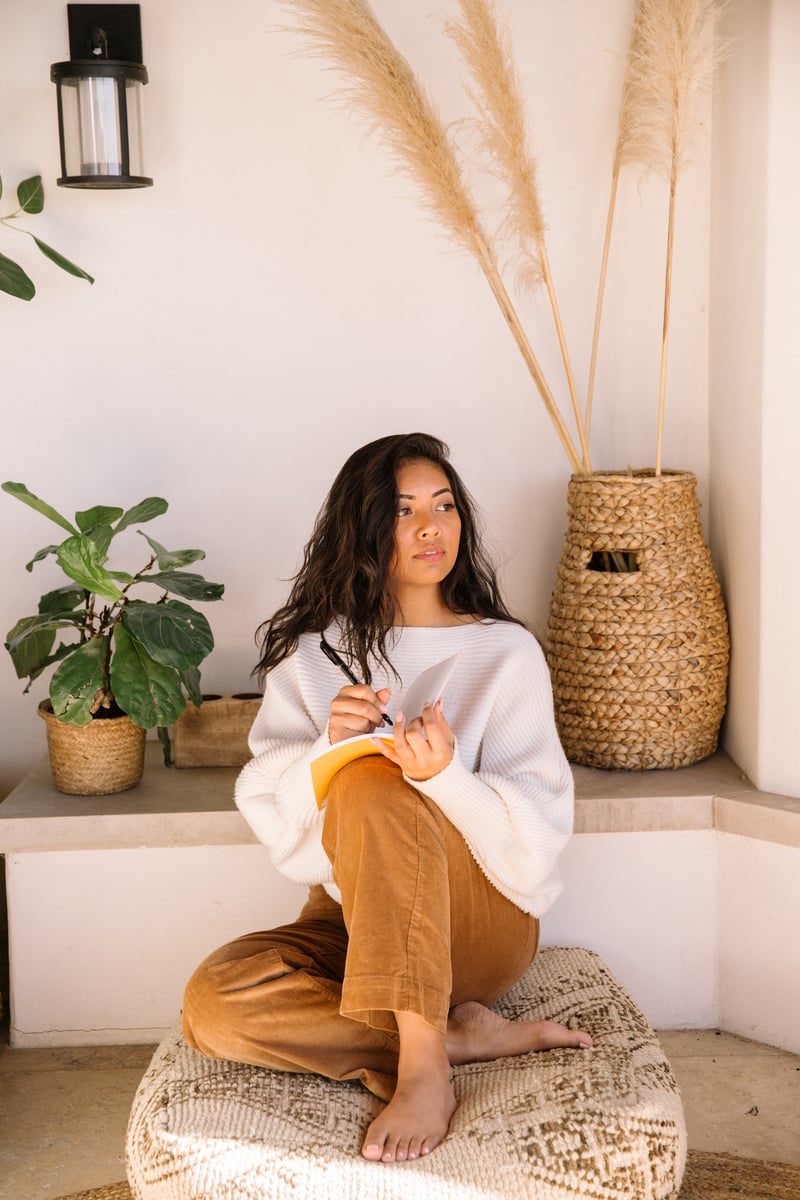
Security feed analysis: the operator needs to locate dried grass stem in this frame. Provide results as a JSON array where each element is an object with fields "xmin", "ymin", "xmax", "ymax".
[
  {"xmin": 447, "ymin": 0, "xmax": 590, "ymax": 472},
  {"xmin": 587, "ymin": 0, "xmax": 723, "ymax": 468}
]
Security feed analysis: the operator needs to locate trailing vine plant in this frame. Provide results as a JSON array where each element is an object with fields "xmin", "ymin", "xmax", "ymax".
[{"xmin": 0, "ymin": 173, "xmax": 94, "ymax": 300}]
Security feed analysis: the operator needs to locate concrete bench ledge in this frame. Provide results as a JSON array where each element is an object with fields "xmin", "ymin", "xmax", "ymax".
[{"xmin": 1, "ymin": 746, "xmax": 798, "ymax": 854}]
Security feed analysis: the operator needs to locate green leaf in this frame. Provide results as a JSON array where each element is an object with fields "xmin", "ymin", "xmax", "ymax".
[
  {"xmin": 120, "ymin": 599, "xmax": 214, "ymax": 670},
  {"xmin": 143, "ymin": 570, "xmax": 225, "ymax": 602},
  {"xmin": 0, "ymin": 175, "xmax": 3, "ymax": 201},
  {"xmin": 2, "ymin": 482, "xmax": 78, "ymax": 535},
  {"xmin": 22, "ymin": 641, "xmax": 77, "ymax": 692},
  {"xmin": 17, "ymin": 175, "xmax": 44, "ymax": 214},
  {"xmin": 115, "ymin": 497, "xmax": 168, "ymax": 534},
  {"xmin": 138, "ymin": 532, "xmax": 205, "ymax": 570},
  {"xmin": 32, "ymin": 237, "xmax": 94, "ymax": 284},
  {"xmin": 76, "ymin": 506, "xmax": 123, "ymax": 534},
  {"xmin": 110, "ymin": 623, "xmax": 187, "ymax": 728},
  {"xmin": 86, "ymin": 524, "xmax": 116, "ymax": 561},
  {"xmin": 5, "ymin": 616, "xmax": 56, "ymax": 678},
  {"xmin": 0, "ymin": 252, "xmax": 35, "ymax": 300},
  {"xmin": 6, "ymin": 611, "xmax": 82, "ymax": 651},
  {"xmin": 56, "ymin": 535, "xmax": 132, "ymax": 601},
  {"xmin": 5, "ymin": 612, "xmax": 83, "ymax": 678},
  {"xmin": 38, "ymin": 586, "xmax": 85, "ymax": 615},
  {"xmin": 25, "ymin": 543, "xmax": 61, "ymax": 572},
  {"xmin": 179, "ymin": 665, "xmax": 203, "ymax": 707},
  {"xmin": 49, "ymin": 636, "xmax": 109, "ymax": 726}
]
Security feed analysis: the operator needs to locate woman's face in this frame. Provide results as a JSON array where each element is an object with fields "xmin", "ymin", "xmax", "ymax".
[{"xmin": 389, "ymin": 459, "xmax": 462, "ymax": 596}]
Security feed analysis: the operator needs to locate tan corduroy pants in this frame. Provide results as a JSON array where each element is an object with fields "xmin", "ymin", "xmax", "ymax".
[{"xmin": 183, "ymin": 757, "xmax": 539, "ymax": 1100}]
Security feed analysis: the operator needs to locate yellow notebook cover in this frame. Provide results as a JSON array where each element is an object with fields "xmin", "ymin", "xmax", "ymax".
[{"xmin": 310, "ymin": 732, "xmax": 394, "ymax": 806}]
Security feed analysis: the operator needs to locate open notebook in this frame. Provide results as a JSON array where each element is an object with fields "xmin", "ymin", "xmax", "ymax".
[{"xmin": 309, "ymin": 653, "xmax": 460, "ymax": 806}]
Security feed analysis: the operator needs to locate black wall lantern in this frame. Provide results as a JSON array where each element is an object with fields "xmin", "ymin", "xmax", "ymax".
[{"xmin": 51, "ymin": 4, "xmax": 152, "ymax": 188}]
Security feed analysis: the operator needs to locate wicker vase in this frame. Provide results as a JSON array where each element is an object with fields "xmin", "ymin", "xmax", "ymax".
[
  {"xmin": 38, "ymin": 700, "xmax": 147, "ymax": 794},
  {"xmin": 545, "ymin": 470, "xmax": 730, "ymax": 770}
]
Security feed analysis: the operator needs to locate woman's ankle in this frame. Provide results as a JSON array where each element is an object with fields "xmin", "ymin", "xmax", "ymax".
[{"xmin": 395, "ymin": 1009, "xmax": 450, "ymax": 1076}]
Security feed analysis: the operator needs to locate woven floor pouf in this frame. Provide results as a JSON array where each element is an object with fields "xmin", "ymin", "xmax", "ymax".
[{"xmin": 126, "ymin": 947, "xmax": 686, "ymax": 1200}]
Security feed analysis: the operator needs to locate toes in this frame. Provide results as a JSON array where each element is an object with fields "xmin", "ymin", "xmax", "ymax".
[
  {"xmin": 362, "ymin": 1126, "xmax": 434, "ymax": 1163},
  {"xmin": 362, "ymin": 1121, "xmax": 405, "ymax": 1163},
  {"xmin": 361, "ymin": 1120, "xmax": 387, "ymax": 1162},
  {"xmin": 406, "ymin": 1135, "xmax": 424, "ymax": 1161},
  {"xmin": 380, "ymin": 1134, "xmax": 429, "ymax": 1162},
  {"xmin": 390, "ymin": 1136, "xmax": 410, "ymax": 1162}
]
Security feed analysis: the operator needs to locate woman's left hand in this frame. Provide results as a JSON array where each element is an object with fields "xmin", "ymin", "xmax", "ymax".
[{"xmin": 375, "ymin": 699, "xmax": 455, "ymax": 782}]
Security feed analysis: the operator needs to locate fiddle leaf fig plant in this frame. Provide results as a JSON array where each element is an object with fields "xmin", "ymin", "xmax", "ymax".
[
  {"xmin": 3, "ymin": 482, "xmax": 224, "ymax": 729},
  {"xmin": 1, "ymin": 174, "xmax": 94, "ymax": 300}
]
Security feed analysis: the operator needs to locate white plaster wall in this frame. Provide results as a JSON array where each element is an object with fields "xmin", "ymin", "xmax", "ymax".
[
  {"xmin": 543, "ymin": 831, "xmax": 719, "ymax": 1029},
  {"xmin": 1, "ymin": 0, "xmax": 715, "ymax": 796},
  {"xmin": 710, "ymin": 0, "xmax": 800, "ymax": 799},
  {"xmin": 8, "ymin": 829, "xmax": 799, "ymax": 1051},
  {"xmin": 708, "ymin": 0, "xmax": 767, "ymax": 787},
  {"xmin": 718, "ymin": 833, "xmax": 800, "ymax": 1056},
  {"xmin": 755, "ymin": 0, "xmax": 800, "ymax": 798},
  {"xmin": 7, "ymin": 845, "xmax": 306, "ymax": 1045},
  {"xmin": 7, "ymin": 831, "xmax": 719, "ymax": 1045}
]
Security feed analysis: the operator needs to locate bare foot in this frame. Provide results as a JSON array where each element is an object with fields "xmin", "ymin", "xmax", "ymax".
[
  {"xmin": 361, "ymin": 1059, "xmax": 457, "ymax": 1163},
  {"xmin": 446, "ymin": 1000, "xmax": 593, "ymax": 1065}
]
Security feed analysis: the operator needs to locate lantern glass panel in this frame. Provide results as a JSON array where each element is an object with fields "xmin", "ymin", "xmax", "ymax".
[
  {"xmin": 125, "ymin": 78, "xmax": 147, "ymax": 178},
  {"xmin": 61, "ymin": 75, "xmax": 123, "ymax": 177}
]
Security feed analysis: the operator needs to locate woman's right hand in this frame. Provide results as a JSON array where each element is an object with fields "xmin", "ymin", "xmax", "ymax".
[{"xmin": 328, "ymin": 685, "xmax": 392, "ymax": 744}]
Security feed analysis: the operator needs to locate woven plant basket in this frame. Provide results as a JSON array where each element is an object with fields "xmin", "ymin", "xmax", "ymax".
[
  {"xmin": 38, "ymin": 700, "xmax": 146, "ymax": 795},
  {"xmin": 545, "ymin": 470, "xmax": 730, "ymax": 770}
]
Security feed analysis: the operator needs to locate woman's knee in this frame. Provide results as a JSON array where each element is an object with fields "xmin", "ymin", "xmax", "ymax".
[
  {"xmin": 182, "ymin": 957, "xmax": 227, "ymax": 1055},
  {"xmin": 181, "ymin": 937, "xmax": 290, "ymax": 1053},
  {"xmin": 323, "ymin": 759, "xmax": 425, "ymax": 866},
  {"xmin": 326, "ymin": 757, "xmax": 424, "ymax": 826}
]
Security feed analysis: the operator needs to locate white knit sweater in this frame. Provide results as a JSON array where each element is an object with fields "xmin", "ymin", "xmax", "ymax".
[{"xmin": 235, "ymin": 620, "xmax": 573, "ymax": 917}]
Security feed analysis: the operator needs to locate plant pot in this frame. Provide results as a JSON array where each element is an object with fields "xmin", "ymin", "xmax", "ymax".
[
  {"xmin": 170, "ymin": 692, "xmax": 262, "ymax": 767},
  {"xmin": 38, "ymin": 700, "xmax": 146, "ymax": 795},
  {"xmin": 545, "ymin": 470, "xmax": 730, "ymax": 770}
]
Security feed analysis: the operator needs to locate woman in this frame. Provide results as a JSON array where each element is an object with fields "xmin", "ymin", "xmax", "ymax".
[{"xmin": 182, "ymin": 432, "xmax": 591, "ymax": 1165}]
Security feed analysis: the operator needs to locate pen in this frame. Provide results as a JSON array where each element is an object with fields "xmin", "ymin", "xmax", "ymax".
[{"xmin": 320, "ymin": 638, "xmax": 393, "ymax": 726}]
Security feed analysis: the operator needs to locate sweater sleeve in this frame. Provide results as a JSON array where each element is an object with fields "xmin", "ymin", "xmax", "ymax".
[
  {"xmin": 409, "ymin": 634, "xmax": 573, "ymax": 916},
  {"xmin": 233, "ymin": 657, "xmax": 334, "ymax": 885}
]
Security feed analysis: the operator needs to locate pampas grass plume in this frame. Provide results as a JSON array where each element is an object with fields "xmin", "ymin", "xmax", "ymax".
[
  {"xmin": 616, "ymin": 0, "xmax": 722, "ymax": 184},
  {"xmin": 444, "ymin": 0, "xmax": 545, "ymax": 290},
  {"xmin": 586, "ymin": 0, "xmax": 725, "ymax": 466},
  {"xmin": 280, "ymin": 0, "xmax": 584, "ymax": 473},
  {"xmin": 280, "ymin": 0, "xmax": 482, "ymax": 254}
]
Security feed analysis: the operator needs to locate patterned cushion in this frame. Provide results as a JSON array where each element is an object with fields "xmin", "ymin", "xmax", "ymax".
[{"xmin": 126, "ymin": 947, "xmax": 686, "ymax": 1200}]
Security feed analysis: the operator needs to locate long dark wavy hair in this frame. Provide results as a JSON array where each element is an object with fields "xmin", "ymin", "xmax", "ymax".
[{"xmin": 255, "ymin": 432, "xmax": 522, "ymax": 685}]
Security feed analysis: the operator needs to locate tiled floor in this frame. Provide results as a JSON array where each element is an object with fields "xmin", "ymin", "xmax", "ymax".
[
  {"xmin": 658, "ymin": 1029, "xmax": 800, "ymax": 1166},
  {"xmin": 0, "ymin": 1029, "xmax": 798, "ymax": 1200}
]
